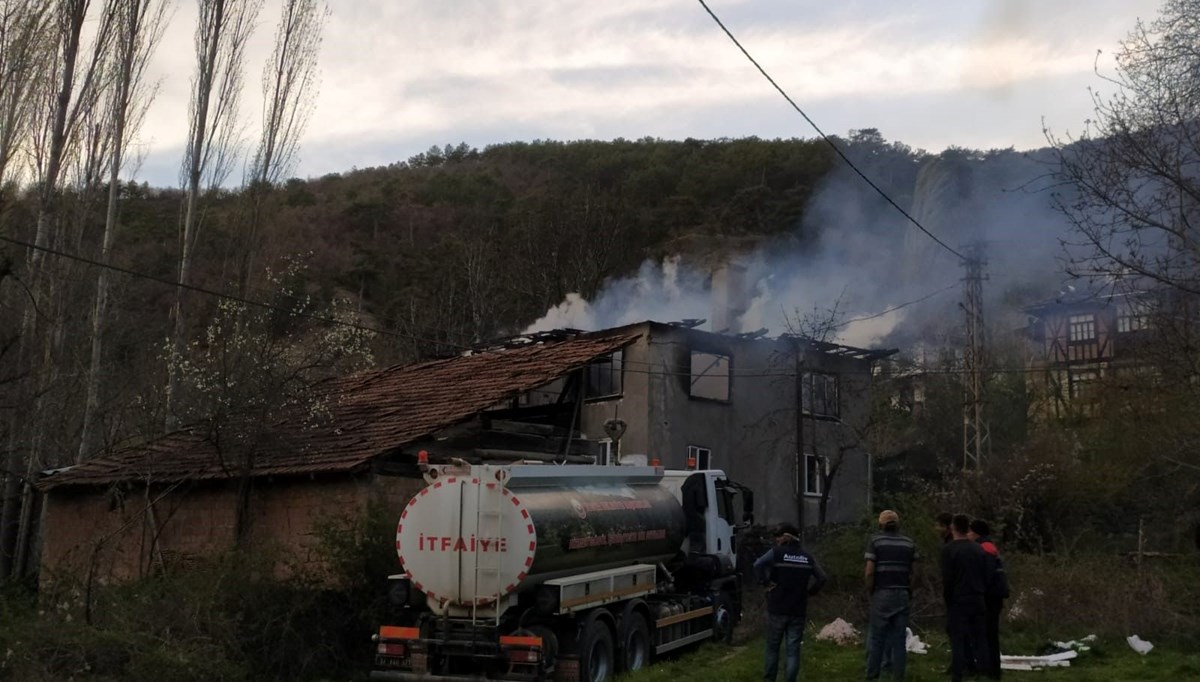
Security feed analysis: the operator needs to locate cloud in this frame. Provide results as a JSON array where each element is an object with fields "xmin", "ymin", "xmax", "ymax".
[{"xmin": 128, "ymin": 0, "xmax": 1163, "ymax": 186}]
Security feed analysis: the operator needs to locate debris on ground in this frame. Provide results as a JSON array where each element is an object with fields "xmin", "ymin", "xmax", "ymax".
[
  {"xmin": 1126, "ymin": 635, "xmax": 1154, "ymax": 655},
  {"xmin": 905, "ymin": 627, "xmax": 928, "ymax": 655},
  {"xmin": 1052, "ymin": 634, "xmax": 1097, "ymax": 653},
  {"xmin": 815, "ymin": 618, "xmax": 859, "ymax": 646},
  {"xmin": 1000, "ymin": 650, "xmax": 1078, "ymax": 671}
]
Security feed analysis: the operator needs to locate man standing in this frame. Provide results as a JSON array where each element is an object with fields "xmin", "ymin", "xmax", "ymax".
[
  {"xmin": 935, "ymin": 512, "xmax": 954, "ymax": 544},
  {"xmin": 864, "ymin": 510, "xmax": 917, "ymax": 681},
  {"xmin": 969, "ymin": 519, "xmax": 1009, "ymax": 679},
  {"xmin": 754, "ymin": 523, "xmax": 827, "ymax": 682},
  {"xmin": 941, "ymin": 514, "xmax": 992, "ymax": 682}
]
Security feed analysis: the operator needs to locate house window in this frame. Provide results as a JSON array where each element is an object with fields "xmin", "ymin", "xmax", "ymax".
[
  {"xmin": 687, "ymin": 445, "xmax": 712, "ymax": 470},
  {"xmin": 1069, "ymin": 368, "xmax": 1100, "ymax": 400},
  {"xmin": 804, "ymin": 453, "xmax": 826, "ymax": 496},
  {"xmin": 597, "ymin": 439, "xmax": 615, "ymax": 466},
  {"xmin": 586, "ymin": 351, "xmax": 623, "ymax": 399},
  {"xmin": 1117, "ymin": 310, "xmax": 1150, "ymax": 333},
  {"xmin": 801, "ymin": 372, "xmax": 840, "ymax": 418},
  {"xmin": 690, "ymin": 351, "xmax": 731, "ymax": 402},
  {"xmin": 1068, "ymin": 314, "xmax": 1096, "ymax": 342}
]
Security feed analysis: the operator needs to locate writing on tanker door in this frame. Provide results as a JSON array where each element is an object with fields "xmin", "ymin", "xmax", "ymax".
[
  {"xmin": 416, "ymin": 534, "xmax": 508, "ymax": 553},
  {"xmin": 567, "ymin": 528, "xmax": 667, "ymax": 551}
]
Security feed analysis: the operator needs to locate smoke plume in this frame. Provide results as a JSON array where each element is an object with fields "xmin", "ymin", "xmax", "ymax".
[{"xmin": 527, "ymin": 144, "xmax": 1072, "ymax": 348}]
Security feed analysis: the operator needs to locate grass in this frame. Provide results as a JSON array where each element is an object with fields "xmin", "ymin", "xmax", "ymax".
[{"xmin": 626, "ymin": 626, "xmax": 1200, "ymax": 682}]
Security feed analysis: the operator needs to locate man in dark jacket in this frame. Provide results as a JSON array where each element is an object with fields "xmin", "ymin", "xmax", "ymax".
[
  {"xmin": 941, "ymin": 514, "xmax": 993, "ymax": 682},
  {"xmin": 864, "ymin": 510, "xmax": 917, "ymax": 681},
  {"xmin": 969, "ymin": 519, "xmax": 1009, "ymax": 678},
  {"xmin": 754, "ymin": 522, "xmax": 827, "ymax": 682}
]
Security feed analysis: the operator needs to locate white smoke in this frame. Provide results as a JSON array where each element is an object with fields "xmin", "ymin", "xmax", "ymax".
[{"xmin": 525, "ymin": 146, "xmax": 1072, "ymax": 349}]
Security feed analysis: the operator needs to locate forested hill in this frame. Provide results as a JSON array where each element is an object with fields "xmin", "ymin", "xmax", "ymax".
[
  {"xmin": 1, "ymin": 131, "xmax": 1049, "ymax": 464},
  {"xmin": 283, "ymin": 135, "xmax": 845, "ymax": 351}
]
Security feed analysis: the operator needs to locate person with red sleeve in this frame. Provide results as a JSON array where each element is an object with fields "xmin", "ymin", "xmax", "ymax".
[{"xmin": 969, "ymin": 519, "xmax": 1009, "ymax": 679}]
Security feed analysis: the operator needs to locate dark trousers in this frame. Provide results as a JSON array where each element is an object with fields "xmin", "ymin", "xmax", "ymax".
[
  {"xmin": 983, "ymin": 596, "xmax": 1003, "ymax": 677},
  {"xmin": 764, "ymin": 613, "xmax": 804, "ymax": 682},
  {"xmin": 865, "ymin": 589, "xmax": 909, "ymax": 681},
  {"xmin": 947, "ymin": 597, "xmax": 989, "ymax": 682}
]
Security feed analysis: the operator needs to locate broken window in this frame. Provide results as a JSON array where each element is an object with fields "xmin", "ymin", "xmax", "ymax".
[
  {"xmin": 690, "ymin": 351, "xmax": 731, "ymax": 402},
  {"xmin": 804, "ymin": 453, "xmax": 826, "ymax": 496},
  {"xmin": 801, "ymin": 372, "xmax": 840, "ymax": 418},
  {"xmin": 687, "ymin": 445, "xmax": 712, "ymax": 470},
  {"xmin": 586, "ymin": 351, "xmax": 623, "ymax": 399},
  {"xmin": 597, "ymin": 439, "xmax": 615, "ymax": 466}
]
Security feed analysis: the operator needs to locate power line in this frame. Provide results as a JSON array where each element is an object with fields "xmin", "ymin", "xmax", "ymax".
[
  {"xmin": 0, "ymin": 234, "xmax": 470, "ymax": 351},
  {"xmin": 833, "ymin": 283, "xmax": 959, "ymax": 329},
  {"xmin": 695, "ymin": 0, "xmax": 967, "ymax": 262}
]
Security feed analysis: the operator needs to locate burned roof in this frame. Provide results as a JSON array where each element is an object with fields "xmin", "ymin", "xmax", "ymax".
[{"xmin": 40, "ymin": 333, "xmax": 637, "ymax": 490}]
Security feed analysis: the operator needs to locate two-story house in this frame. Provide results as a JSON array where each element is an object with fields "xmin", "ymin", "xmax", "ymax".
[
  {"xmin": 492, "ymin": 321, "xmax": 895, "ymax": 528},
  {"xmin": 1023, "ymin": 287, "xmax": 1158, "ymax": 417}
]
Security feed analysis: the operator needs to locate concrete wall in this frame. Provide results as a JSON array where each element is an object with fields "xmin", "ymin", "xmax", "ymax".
[
  {"xmin": 581, "ymin": 323, "xmax": 875, "ymax": 528},
  {"xmin": 40, "ymin": 472, "xmax": 424, "ymax": 586}
]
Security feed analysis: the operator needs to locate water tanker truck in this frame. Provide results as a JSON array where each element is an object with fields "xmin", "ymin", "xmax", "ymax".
[{"xmin": 370, "ymin": 455, "xmax": 755, "ymax": 681}]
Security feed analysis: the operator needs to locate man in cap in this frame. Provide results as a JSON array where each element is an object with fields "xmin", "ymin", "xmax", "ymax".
[
  {"xmin": 864, "ymin": 510, "xmax": 918, "ymax": 681},
  {"xmin": 754, "ymin": 522, "xmax": 827, "ymax": 682}
]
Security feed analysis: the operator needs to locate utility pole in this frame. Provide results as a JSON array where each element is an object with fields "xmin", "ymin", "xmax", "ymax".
[{"xmin": 961, "ymin": 241, "xmax": 990, "ymax": 472}]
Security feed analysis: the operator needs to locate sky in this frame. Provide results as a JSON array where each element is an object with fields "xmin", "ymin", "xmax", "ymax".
[{"xmin": 133, "ymin": 0, "xmax": 1167, "ymax": 187}]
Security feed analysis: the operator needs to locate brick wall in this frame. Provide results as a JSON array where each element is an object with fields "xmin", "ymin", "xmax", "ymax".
[{"xmin": 40, "ymin": 472, "xmax": 427, "ymax": 586}]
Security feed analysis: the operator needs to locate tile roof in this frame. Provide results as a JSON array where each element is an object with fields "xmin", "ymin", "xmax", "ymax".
[{"xmin": 39, "ymin": 333, "xmax": 637, "ymax": 490}]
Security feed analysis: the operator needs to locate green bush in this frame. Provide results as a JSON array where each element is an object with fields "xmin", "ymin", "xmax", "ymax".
[{"xmin": 0, "ymin": 502, "xmax": 402, "ymax": 681}]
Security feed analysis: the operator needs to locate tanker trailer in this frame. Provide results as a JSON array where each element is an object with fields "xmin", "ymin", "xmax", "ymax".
[{"xmin": 370, "ymin": 456, "xmax": 754, "ymax": 682}]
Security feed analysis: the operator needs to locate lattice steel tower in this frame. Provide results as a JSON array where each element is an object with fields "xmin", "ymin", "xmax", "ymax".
[{"xmin": 961, "ymin": 242, "xmax": 990, "ymax": 472}]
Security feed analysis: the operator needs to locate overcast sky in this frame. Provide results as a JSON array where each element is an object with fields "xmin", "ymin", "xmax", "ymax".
[{"xmin": 134, "ymin": 0, "xmax": 1165, "ymax": 187}]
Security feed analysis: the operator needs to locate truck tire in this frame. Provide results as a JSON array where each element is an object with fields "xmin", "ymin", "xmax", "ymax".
[
  {"xmin": 713, "ymin": 591, "xmax": 736, "ymax": 644},
  {"xmin": 617, "ymin": 611, "xmax": 650, "ymax": 673},
  {"xmin": 579, "ymin": 614, "xmax": 615, "ymax": 682}
]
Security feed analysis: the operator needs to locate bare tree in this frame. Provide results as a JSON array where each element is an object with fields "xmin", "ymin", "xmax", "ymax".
[
  {"xmin": 27, "ymin": 0, "xmax": 118, "ymax": 270},
  {"xmin": 77, "ymin": 0, "xmax": 170, "ymax": 462},
  {"xmin": 166, "ymin": 0, "xmax": 263, "ymax": 428},
  {"xmin": 1, "ymin": 0, "xmax": 119, "ymax": 579},
  {"xmin": 237, "ymin": 0, "xmax": 326, "ymax": 296},
  {"xmin": 1049, "ymin": 0, "xmax": 1200, "ymax": 296},
  {"xmin": 0, "ymin": 1, "xmax": 50, "ymax": 190}
]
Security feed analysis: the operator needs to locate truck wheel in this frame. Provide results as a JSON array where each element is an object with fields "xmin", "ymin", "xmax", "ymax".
[
  {"xmin": 618, "ymin": 612, "xmax": 650, "ymax": 673},
  {"xmin": 714, "ymin": 592, "xmax": 736, "ymax": 644},
  {"xmin": 579, "ymin": 615, "xmax": 615, "ymax": 682}
]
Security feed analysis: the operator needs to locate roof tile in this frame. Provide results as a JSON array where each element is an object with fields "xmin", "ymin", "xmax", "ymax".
[{"xmin": 40, "ymin": 333, "xmax": 636, "ymax": 490}]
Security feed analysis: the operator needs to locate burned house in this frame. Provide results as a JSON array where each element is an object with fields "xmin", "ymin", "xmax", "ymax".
[
  {"xmin": 37, "ymin": 323, "xmax": 892, "ymax": 585},
  {"xmin": 491, "ymin": 322, "xmax": 895, "ymax": 528}
]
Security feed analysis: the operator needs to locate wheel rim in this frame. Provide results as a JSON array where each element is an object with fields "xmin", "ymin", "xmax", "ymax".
[
  {"xmin": 589, "ymin": 639, "xmax": 610, "ymax": 682},
  {"xmin": 627, "ymin": 630, "xmax": 647, "ymax": 670},
  {"xmin": 715, "ymin": 604, "xmax": 732, "ymax": 639}
]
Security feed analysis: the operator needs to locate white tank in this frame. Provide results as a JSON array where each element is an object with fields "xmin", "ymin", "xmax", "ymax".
[{"xmin": 395, "ymin": 464, "xmax": 686, "ymax": 612}]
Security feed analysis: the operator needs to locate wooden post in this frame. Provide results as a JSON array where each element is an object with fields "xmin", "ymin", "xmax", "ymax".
[{"xmin": 1136, "ymin": 516, "xmax": 1144, "ymax": 570}]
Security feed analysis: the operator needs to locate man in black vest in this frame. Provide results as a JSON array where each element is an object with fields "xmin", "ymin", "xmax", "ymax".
[
  {"xmin": 942, "ymin": 514, "xmax": 993, "ymax": 682},
  {"xmin": 754, "ymin": 522, "xmax": 827, "ymax": 682},
  {"xmin": 864, "ymin": 510, "xmax": 918, "ymax": 681},
  {"xmin": 969, "ymin": 519, "xmax": 1009, "ymax": 679}
]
